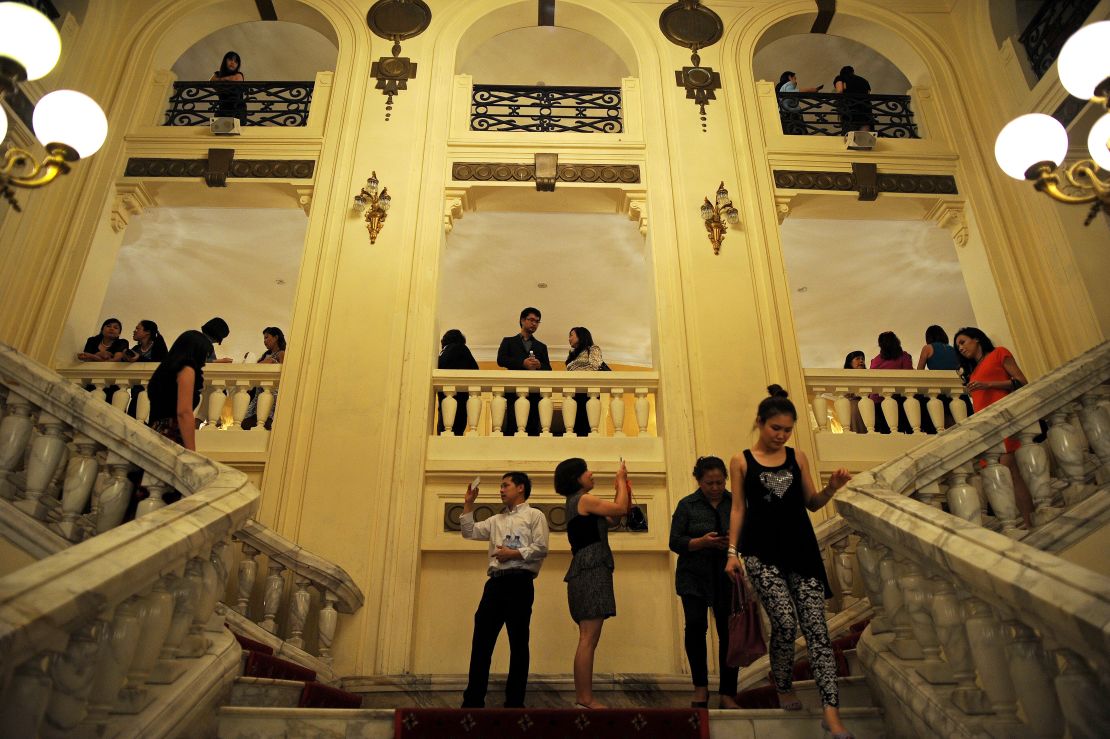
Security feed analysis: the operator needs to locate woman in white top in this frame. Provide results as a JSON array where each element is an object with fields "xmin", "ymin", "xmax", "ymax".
[{"xmin": 565, "ymin": 327, "xmax": 603, "ymax": 436}]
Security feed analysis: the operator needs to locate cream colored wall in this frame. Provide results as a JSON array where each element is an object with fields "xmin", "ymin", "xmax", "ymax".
[{"xmin": 0, "ymin": 0, "xmax": 1105, "ymax": 683}]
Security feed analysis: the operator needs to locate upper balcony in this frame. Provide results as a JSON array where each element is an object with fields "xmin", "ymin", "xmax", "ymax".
[
  {"xmin": 163, "ymin": 80, "xmax": 315, "ymax": 128},
  {"xmin": 774, "ymin": 92, "xmax": 920, "ymax": 139}
]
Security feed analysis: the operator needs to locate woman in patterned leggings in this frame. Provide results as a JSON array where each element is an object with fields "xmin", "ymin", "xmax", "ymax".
[{"xmin": 724, "ymin": 385, "xmax": 853, "ymax": 739}]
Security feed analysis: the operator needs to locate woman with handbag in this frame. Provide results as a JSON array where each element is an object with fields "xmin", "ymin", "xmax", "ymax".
[
  {"xmin": 669, "ymin": 456, "xmax": 740, "ymax": 709},
  {"xmin": 725, "ymin": 386, "xmax": 853, "ymax": 739},
  {"xmin": 555, "ymin": 457, "xmax": 630, "ymax": 708}
]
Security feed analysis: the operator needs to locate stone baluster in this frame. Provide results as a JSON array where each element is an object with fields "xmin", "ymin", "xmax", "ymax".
[
  {"xmin": 440, "ymin": 388, "xmax": 457, "ymax": 436},
  {"xmin": 954, "ymin": 597, "xmax": 1019, "ymax": 721},
  {"xmin": 92, "ymin": 452, "xmax": 135, "ymax": 534},
  {"xmin": 1047, "ymin": 410, "xmax": 1091, "ymax": 506},
  {"xmin": 609, "ymin": 388, "xmax": 626, "ymax": 436},
  {"xmin": 878, "ymin": 389, "xmax": 899, "ymax": 433},
  {"xmin": 135, "ymin": 476, "xmax": 171, "ymax": 518},
  {"xmin": 943, "ymin": 464, "xmax": 981, "ymax": 524},
  {"xmin": 854, "ymin": 536, "xmax": 889, "ymax": 632},
  {"xmin": 0, "ymin": 386, "xmax": 7, "ymax": 422},
  {"xmin": 260, "ymin": 560, "xmax": 286, "ymax": 633},
  {"xmin": 979, "ymin": 446, "xmax": 1023, "ymax": 538},
  {"xmin": 950, "ymin": 395, "xmax": 969, "ymax": 424},
  {"xmin": 902, "ymin": 386, "xmax": 922, "ymax": 433},
  {"xmin": 811, "ymin": 392, "xmax": 829, "ymax": 432},
  {"xmin": 830, "ymin": 536, "xmax": 857, "ymax": 608},
  {"xmin": 149, "ymin": 572, "xmax": 197, "ymax": 685},
  {"xmin": 235, "ymin": 543, "xmax": 260, "ymax": 616},
  {"xmin": 465, "ymin": 387, "xmax": 481, "ymax": 436},
  {"xmin": 41, "ymin": 621, "xmax": 103, "ymax": 739},
  {"xmin": 57, "ymin": 435, "xmax": 102, "ymax": 542},
  {"xmin": 89, "ymin": 382, "xmax": 108, "ymax": 405},
  {"xmin": 856, "ymin": 387, "xmax": 876, "ymax": 432},
  {"xmin": 832, "ymin": 389, "xmax": 852, "ymax": 433},
  {"xmin": 205, "ymin": 383, "xmax": 226, "ymax": 427},
  {"xmin": 0, "ymin": 651, "xmax": 55, "ymax": 737},
  {"xmin": 490, "ymin": 388, "xmax": 506, "ymax": 436},
  {"xmin": 560, "ymin": 388, "xmax": 576, "ymax": 437},
  {"xmin": 1078, "ymin": 392, "xmax": 1110, "ymax": 482},
  {"xmin": 286, "ymin": 576, "xmax": 312, "ymax": 649},
  {"xmin": 900, "ymin": 560, "xmax": 951, "ymax": 683},
  {"xmin": 230, "ymin": 382, "xmax": 251, "ymax": 427},
  {"xmin": 0, "ymin": 396, "xmax": 34, "ymax": 500},
  {"xmin": 110, "ymin": 379, "xmax": 131, "ymax": 415},
  {"xmin": 1014, "ymin": 425, "xmax": 1060, "ymax": 526},
  {"xmin": 911, "ymin": 480, "xmax": 945, "ymax": 510},
  {"xmin": 925, "ymin": 390, "xmax": 945, "ymax": 432},
  {"xmin": 134, "ymin": 385, "xmax": 150, "ymax": 424},
  {"xmin": 180, "ymin": 553, "xmax": 219, "ymax": 657},
  {"xmin": 254, "ymin": 384, "xmax": 275, "ymax": 430},
  {"xmin": 512, "ymin": 386, "xmax": 529, "ymax": 437},
  {"xmin": 585, "ymin": 389, "xmax": 601, "ymax": 436},
  {"xmin": 318, "ymin": 591, "xmax": 339, "ymax": 665},
  {"xmin": 634, "ymin": 389, "xmax": 650, "ymax": 435},
  {"xmin": 16, "ymin": 412, "xmax": 69, "ymax": 519},
  {"xmin": 538, "ymin": 388, "xmax": 553, "ymax": 437},
  {"xmin": 207, "ymin": 539, "xmax": 235, "ymax": 632},
  {"xmin": 928, "ymin": 580, "xmax": 978, "ymax": 695},
  {"xmin": 1000, "ymin": 617, "xmax": 1064, "ymax": 737},
  {"xmin": 86, "ymin": 597, "xmax": 143, "ymax": 724},
  {"xmin": 1053, "ymin": 648, "xmax": 1110, "ymax": 739},
  {"xmin": 115, "ymin": 579, "xmax": 175, "ymax": 713},
  {"xmin": 881, "ymin": 554, "xmax": 922, "ymax": 657}
]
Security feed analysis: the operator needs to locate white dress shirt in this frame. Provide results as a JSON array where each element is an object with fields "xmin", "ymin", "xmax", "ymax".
[{"xmin": 460, "ymin": 501, "xmax": 549, "ymax": 576}]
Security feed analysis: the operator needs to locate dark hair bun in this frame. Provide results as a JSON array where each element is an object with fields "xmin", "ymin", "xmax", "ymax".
[{"xmin": 766, "ymin": 384, "xmax": 789, "ymax": 399}]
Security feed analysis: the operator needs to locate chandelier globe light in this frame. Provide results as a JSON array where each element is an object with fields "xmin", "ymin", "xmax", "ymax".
[{"xmin": 0, "ymin": 2, "xmax": 62, "ymax": 86}]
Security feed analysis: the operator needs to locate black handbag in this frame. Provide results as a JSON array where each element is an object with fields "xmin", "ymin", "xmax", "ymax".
[{"xmin": 625, "ymin": 479, "xmax": 648, "ymax": 531}]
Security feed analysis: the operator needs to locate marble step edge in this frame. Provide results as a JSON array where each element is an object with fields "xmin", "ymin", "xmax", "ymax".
[
  {"xmin": 223, "ymin": 606, "xmax": 340, "ymax": 685},
  {"xmin": 340, "ymin": 673, "xmax": 868, "ymax": 694},
  {"xmin": 217, "ymin": 705, "xmax": 882, "ymax": 719}
]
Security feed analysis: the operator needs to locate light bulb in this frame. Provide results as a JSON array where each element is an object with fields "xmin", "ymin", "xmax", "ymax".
[
  {"xmin": 1058, "ymin": 21, "xmax": 1110, "ymax": 100},
  {"xmin": 33, "ymin": 90, "xmax": 108, "ymax": 158},
  {"xmin": 0, "ymin": 110, "xmax": 8, "ymax": 145},
  {"xmin": 994, "ymin": 114, "xmax": 1067, "ymax": 180},
  {"xmin": 725, "ymin": 207, "xmax": 740, "ymax": 225},
  {"xmin": 0, "ymin": 3, "xmax": 61, "ymax": 81},
  {"xmin": 700, "ymin": 199, "xmax": 713, "ymax": 221},
  {"xmin": 1087, "ymin": 112, "xmax": 1110, "ymax": 171}
]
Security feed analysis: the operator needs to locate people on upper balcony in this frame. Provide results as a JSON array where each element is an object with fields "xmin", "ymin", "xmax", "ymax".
[
  {"xmin": 954, "ymin": 327, "xmax": 1033, "ymax": 529},
  {"xmin": 565, "ymin": 326, "xmax": 603, "ymax": 436},
  {"xmin": 775, "ymin": 71, "xmax": 823, "ymax": 135},
  {"xmin": 842, "ymin": 351, "xmax": 867, "ymax": 433},
  {"xmin": 834, "ymin": 65, "xmax": 873, "ymax": 133},
  {"xmin": 916, "ymin": 325, "xmax": 959, "ymax": 371},
  {"xmin": 555, "ymin": 457, "xmax": 630, "ymax": 709},
  {"xmin": 202, "ymin": 316, "xmax": 234, "ymax": 363},
  {"xmin": 869, "ymin": 331, "xmax": 912, "ymax": 369},
  {"xmin": 146, "ymin": 317, "xmax": 229, "ymax": 451},
  {"xmin": 210, "ymin": 51, "xmax": 244, "ymax": 82},
  {"xmin": 725, "ymin": 386, "xmax": 852, "ymax": 738},
  {"xmin": 843, "ymin": 351, "xmax": 866, "ymax": 370},
  {"xmin": 124, "ymin": 320, "xmax": 168, "ymax": 363},
  {"xmin": 437, "ymin": 329, "xmax": 479, "ymax": 436},
  {"xmin": 78, "ymin": 318, "xmax": 128, "ymax": 362},
  {"xmin": 497, "ymin": 307, "xmax": 551, "ymax": 436},
  {"xmin": 243, "ymin": 327, "xmax": 286, "ymax": 431},
  {"xmin": 670, "ymin": 456, "xmax": 740, "ymax": 710}
]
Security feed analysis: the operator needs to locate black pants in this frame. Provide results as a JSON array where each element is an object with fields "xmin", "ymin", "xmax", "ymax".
[
  {"xmin": 681, "ymin": 590, "xmax": 738, "ymax": 697},
  {"xmin": 462, "ymin": 572, "xmax": 535, "ymax": 708}
]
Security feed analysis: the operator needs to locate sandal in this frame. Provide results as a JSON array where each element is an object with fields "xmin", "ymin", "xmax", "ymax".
[
  {"xmin": 777, "ymin": 691, "xmax": 803, "ymax": 711},
  {"xmin": 821, "ymin": 719, "xmax": 855, "ymax": 739}
]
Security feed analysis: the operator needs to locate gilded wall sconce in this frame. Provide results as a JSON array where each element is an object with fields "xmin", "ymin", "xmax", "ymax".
[
  {"xmin": 353, "ymin": 171, "xmax": 391, "ymax": 244},
  {"xmin": 700, "ymin": 181, "xmax": 739, "ymax": 255}
]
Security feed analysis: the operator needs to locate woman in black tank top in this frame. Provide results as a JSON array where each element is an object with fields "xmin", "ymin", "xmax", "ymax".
[{"xmin": 724, "ymin": 386, "xmax": 854, "ymax": 739}]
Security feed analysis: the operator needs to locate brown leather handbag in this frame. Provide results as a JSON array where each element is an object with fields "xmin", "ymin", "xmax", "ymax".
[{"xmin": 726, "ymin": 578, "xmax": 767, "ymax": 668}]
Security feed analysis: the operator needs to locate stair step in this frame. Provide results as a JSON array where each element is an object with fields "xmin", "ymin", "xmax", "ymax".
[
  {"xmin": 845, "ymin": 648, "xmax": 861, "ymax": 675},
  {"xmin": 793, "ymin": 675, "xmax": 873, "ymax": 711},
  {"xmin": 242, "ymin": 650, "xmax": 317, "ymax": 682},
  {"xmin": 230, "ymin": 677, "xmax": 304, "ymax": 708},
  {"xmin": 709, "ymin": 706, "xmax": 886, "ymax": 739}
]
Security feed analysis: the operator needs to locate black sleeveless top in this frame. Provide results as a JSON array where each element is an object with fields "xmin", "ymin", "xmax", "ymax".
[{"xmin": 740, "ymin": 447, "xmax": 832, "ymax": 598}]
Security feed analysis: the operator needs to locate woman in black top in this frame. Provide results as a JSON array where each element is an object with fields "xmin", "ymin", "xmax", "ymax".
[
  {"xmin": 78, "ymin": 318, "xmax": 128, "ymax": 362},
  {"xmin": 124, "ymin": 320, "xmax": 169, "ymax": 363},
  {"xmin": 437, "ymin": 329, "xmax": 479, "ymax": 435},
  {"xmin": 146, "ymin": 330, "xmax": 216, "ymax": 450},
  {"xmin": 555, "ymin": 457, "xmax": 629, "ymax": 709},
  {"xmin": 669, "ymin": 456, "xmax": 739, "ymax": 709},
  {"xmin": 725, "ymin": 386, "xmax": 853, "ymax": 739}
]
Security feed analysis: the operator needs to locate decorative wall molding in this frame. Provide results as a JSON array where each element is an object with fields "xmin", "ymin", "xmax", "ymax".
[
  {"xmin": 622, "ymin": 191, "xmax": 648, "ymax": 237},
  {"xmin": 773, "ymin": 169, "xmax": 958, "ymax": 197},
  {"xmin": 774, "ymin": 194, "xmax": 796, "ymax": 224},
  {"xmin": 124, "ymin": 158, "xmax": 315, "ymax": 180},
  {"xmin": 110, "ymin": 183, "xmax": 156, "ymax": 233},
  {"xmin": 295, "ymin": 186, "xmax": 313, "ymax": 216},
  {"xmin": 924, "ymin": 199, "xmax": 970, "ymax": 248},
  {"xmin": 451, "ymin": 162, "xmax": 640, "ymax": 185},
  {"xmin": 442, "ymin": 502, "xmax": 648, "ymax": 534},
  {"xmin": 443, "ymin": 188, "xmax": 469, "ymax": 235}
]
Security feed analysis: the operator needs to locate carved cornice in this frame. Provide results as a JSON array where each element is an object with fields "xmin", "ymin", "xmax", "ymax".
[
  {"xmin": 125, "ymin": 158, "xmax": 315, "ymax": 179},
  {"xmin": 773, "ymin": 170, "xmax": 958, "ymax": 196},
  {"xmin": 111, "ymin": 183, "xmax": 156, "ymax": 233},
  {"xmin": 452, "ymin": 162, "xmax": 640, "ymax": 184},
  {"xmin": 443, "ymin": 502, "xmax": 649, "ymax": 533}
]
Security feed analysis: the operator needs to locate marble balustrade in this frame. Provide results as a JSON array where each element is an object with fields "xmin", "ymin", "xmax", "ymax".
[
  {"xmin": 56, "ymin": 363, "xmax": 282, "ymax": 430},
  {"xmin": 431, "ymin": 369, "xmax": 658, "ymax": 438},
  {"xmin": 805, "ymin": 368, "xmax": 968, "ymax": 436}
]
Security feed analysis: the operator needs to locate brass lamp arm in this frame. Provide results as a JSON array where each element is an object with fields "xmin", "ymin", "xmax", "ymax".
[
  {"xmin": 1, "ymin": 146, "xmax": 73, "ymax": 189},
  {"xmin": 1029, "ymin": 160, "xmax": 1109, "ymax": 206}
]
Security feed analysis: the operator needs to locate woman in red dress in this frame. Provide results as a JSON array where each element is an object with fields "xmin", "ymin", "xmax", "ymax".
[{"xmin": 954, "ymin": 327, "xmax": 1033, "ymax": 528}]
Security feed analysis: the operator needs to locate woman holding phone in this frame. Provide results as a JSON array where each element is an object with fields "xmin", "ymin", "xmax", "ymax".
[{"xmin": 555, "ymin": 457, "xmax": 630, "ymax": 708}]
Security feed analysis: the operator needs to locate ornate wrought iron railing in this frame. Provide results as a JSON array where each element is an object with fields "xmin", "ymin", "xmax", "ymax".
[
  {"xmin": 164, "ymin": 81, "xmax": 314, "ymax": 126},
  {"xmin": 775, "ymin": 92, "xmax": 920, "ymax": 138},
  {"xmin": 1018, "ymin": 0, "xmax": 1099, "ymax": 80},
  {"xmin": 470, "ymin": 84, "xmax": 622, "ymax": 133}
]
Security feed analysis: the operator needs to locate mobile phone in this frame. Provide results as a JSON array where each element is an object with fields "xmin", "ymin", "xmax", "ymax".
[{"xmin": 471, "ymin": 476, "xmax": 481, "ymax": 490}]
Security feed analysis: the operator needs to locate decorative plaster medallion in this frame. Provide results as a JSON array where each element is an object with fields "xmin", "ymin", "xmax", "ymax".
[
  {"xmin": 659, "ymin": 1, "xmax": 725, "ymax": 132},
  {"xmin": 367, "ymin": 0, "xmax": 432, "ymax": 122}
]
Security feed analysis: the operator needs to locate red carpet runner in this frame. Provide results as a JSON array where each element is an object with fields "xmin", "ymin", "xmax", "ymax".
[{"xmin": 394, "ymin": 708, "xmax": 710, "ymax": 739}]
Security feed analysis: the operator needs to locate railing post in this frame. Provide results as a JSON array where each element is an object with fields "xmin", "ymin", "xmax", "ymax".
[
  {"xmin": 538, "ymin": 388, "xmax": 554, "ymax": 437},
  {"xmin": 1053, "ymin": 648, "xmax": 1110, "ymax": 738},
  {"xmin": 1001, "ymin": 618, "xmax": 1064, "ymax": 736},
  {"xmin": 979, "ymin": 446, "xmax": 1023, "ymax": 538},
  {"xmin": 254, "ymin": 384, "xmax": 275, "ymax": 431},
  {"xmin": 513, "ymin": 386, "xmax": 529, "ymax": 437},
  {"xmin": 855, "ymin": 536, "xmax": 889, "ymax": 632},
  {"xmin": 1046, "ymin": 410, "xmax": 1092, "ymax": 506},
  {"xmin": 318, "ymin": 591, "xmax": 338, "ymax": 666},
  {"xmin": 609, "ymin": 388, "xmax": 625, "ymax": 437},
  {"xmin": 561, "ymin": 387, "xmax": 577, "ymax": 437},
  {"xmin": 0, "ymin": 396, "xmax": 34, "ymax": 500},
  {"xmin": 832, "ymin": 389, "xmax": 852, "ymax": 432},
  {"xmin": 16, "ymin": 412, "xmax": 69, "ymax": 519},
  {"xmin": 586, "ymin": 389, "xmax": 601, "ymax": 436},
  {"xmin": 465, "ymin": 387, "xmax": 481, "ymax": 436},
  {"xmin": 149, "ymin": 572, "xmax": 197, "ymax": 684},
  {"xmin": 490, "ymin": 387, "xmax": 506, "ymax": 436},
  {"xmin": 86, "ymin": 597, "xmax": 143, "ymax": 723},
  {"xmin": 634, "ymin": 388, "xmax": 650, "ymax": 435},
  {"xmin": 93, "ymin": 453, "xmax": 135, "ymax": 534},
  {"xmin": 903, "ymin": 386, "xmax": 922, "ymax": 433},
  {"xmin": 206, "ymin": 383, "xmax": 226, "ymax": 427},
  {"xmin": 135, "ymin": 477, "xmax": 171, "ymax": 518},
  {"xmin": 0, "ymin": 651, "xmax": 54, "ymax": 737},
  {"xmin": 286, "ymin": 576, "xmax": 311, "ymax": 649},
  {"xmin": 812, "ymin": 392, "xmax": 829, "ymax": 432},
  {"xmin": 925, "ymin": 390, "xmax": 945, "ymax": 431},
  {"xmin": 830, "ymin": 536, "xmax": 858, "ymax": 608},
  {"xmin": 58, "ymin": 434, "xmax": 100, "ymax": 541},
  {"xmin": 857, "ymin": 388, "xmax": 876, "ymax": 433},
  {"xmin": 43, "ymin": 620, "xmax": 103, "ymax": 736},
  {"xmin": 957, "ymin": 597, "xmax": 1020, "ymax": 721},
  {"xmin": 901, "ymin": 561, "xmax": 950, "ymax": 682},
  {"xmin": 235, "ymin": 544, "xmax": 260, "ymax": 616},
  {"xmin": 1014, "ymin": 425, "xmax": 1060, "ymax": 526},
  {"xmin": 115, "ymin": 578, "xmax": 175, "ymax": 713},
  {"xmin": 1078, "ymin": 392, "xmax": 1110, "ymax": 481},
  {"xmin": 928, "ymin": 579, "xmax": 977, "ymax": 692},
  {"xmin": 440, "ymin": 388, "xmax": 458, "ymax": 436},
  {"xmin": 881, "ymin": 554, "xmax": 922, "ymax": 658},
  {"xmin": 944, "ymin": 464, "xmax": 982, "ymax": 525},
  {"xmin": 261, "ymin": 560, "xmax": 285, "ymax": 633}
]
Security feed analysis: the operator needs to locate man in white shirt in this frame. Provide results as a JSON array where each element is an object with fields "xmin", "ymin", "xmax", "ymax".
[{"xmin": 459, "ymin": 472, "xmax": 550, "ymax": 708}]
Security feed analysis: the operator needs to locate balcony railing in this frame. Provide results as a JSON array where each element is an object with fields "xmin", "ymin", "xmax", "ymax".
[
  {"xmin": 1018, "ymin": 0, "xmax": 1100, "ymax": 80},
  {"xmin": 470, "ymin": 84, "xmax": 623, "ymax": 133},
  {"xmin": 164, "ymin": 81, "xmax": 314, "ymax": 126},
  {"xmin": 776, "ymin": 92, "xmax": 920, "ymax": 138},
  {"xmin": 805, "ymin": 369, "xmax": 968, "ymax": 436}
]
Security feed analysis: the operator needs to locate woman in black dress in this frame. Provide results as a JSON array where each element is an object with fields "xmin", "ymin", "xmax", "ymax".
[
  {"xmin": 555, "ymin": 457, "xmax": 629, "ymax": 708},
  {"xmin": 437, "ymin": 329, "xmax": 479, "ymax": 435},
  {"xmin": 725, "ymin": 386, "xmax": 853, "ymax": 739},
  {"xmin": 77, "ymin": 318, "xmax": 127, "ymax": 362},
  {"xmin": 124, "ymin": 320, "xmax": 168, "ymax": 363}
]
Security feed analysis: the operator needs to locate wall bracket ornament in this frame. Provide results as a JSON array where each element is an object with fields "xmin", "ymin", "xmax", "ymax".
[
  {"xmin": 367, "ymin": 0, "xmax": 431, "ymax": 122},
  {"xmin": 659, "ymin": 1, "xmax": 724, "ymax": 132},
  {"xmin": 110, "ymin": 182, "xmax": 155, "ymax": 233}
]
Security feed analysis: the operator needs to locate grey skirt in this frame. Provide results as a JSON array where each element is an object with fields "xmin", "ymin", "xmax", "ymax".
[{"xmin": 566, "ymin": 564, "xmax": 616, "ymax": 624}]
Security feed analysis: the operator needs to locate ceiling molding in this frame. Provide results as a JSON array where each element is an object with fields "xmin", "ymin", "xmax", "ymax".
[{"xmin": 125, "ymin": 157, "xmax": 315, "ymax": 180}]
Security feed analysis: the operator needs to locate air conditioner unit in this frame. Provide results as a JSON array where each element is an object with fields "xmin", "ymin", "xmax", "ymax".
[
  {"xmin": 845, "ymin": 130, "xmax": 877, "ymax": 150},
  {"xmin": 210, "ymin": 117, "xmax": 241, "ymax": 135}
]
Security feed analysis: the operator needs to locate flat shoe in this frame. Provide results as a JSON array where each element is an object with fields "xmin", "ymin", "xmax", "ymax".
[{"xmin": 777, "ymin": 691, "xmax": 803, "ymax": 711}]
